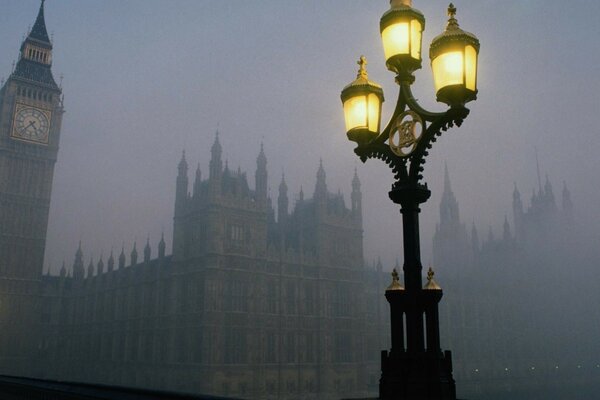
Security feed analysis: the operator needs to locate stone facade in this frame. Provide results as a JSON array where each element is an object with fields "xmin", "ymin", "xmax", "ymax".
[
  {"xmin": 0, "ymin": 1, "xmax": 64, "ymax": 377},
  {"xmin": 36, "ymin": 138, "xmax": 389, "ymax": 400}
]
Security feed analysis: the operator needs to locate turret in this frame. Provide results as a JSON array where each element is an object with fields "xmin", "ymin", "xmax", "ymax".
[
  {"xmin": 175, "ymin": 150, "xmax": 188, "ymax": 213},
  {"xmin": 59, "ymin": 261, "xmax": 66, "ymax": 278},
  {"xmin": 118, "ymin": 246, "xmax": 126, "ymax": 269},
  {"xmin": 193, "ymin": 163, "xmax": 202, "ymax": 197},
  {"xmin": 512, "ymin": 183, "xmax": 523, "ymax": 238},
  {"xmin": 314, "ymin": 159, "xmax": 328, "ymax": 205},
  {"xmin": 351, "ymin": 168, "xmax": 362, "ymax": 222},
  {"xmin": 87, "ymin": 257, "xmax": 94, "ymax": 278},
  {"xmin": 544, "ymin": 174, "xmax": 556, "ymax": 209},
  {"xmin": 73, "ymin": 241, "xmax": 84, "ymax": 280},
  {"xmin": 130, "ymin": 242, "xmax": 138, "ymax": 266},
  {"xmin": 144, "ymin": 238, "xmax": 151, "ymax": 262},
  {"xmin": 278, "ymin": 173, "xmax": 288, "ymax": 225},
  {"xmin": 97, "ymin": 256, "xmax": 104, "ymax": 275},
  {"xmin": 471, "ymin": 222, "xmax": 479, "ymax": 255},
  {"xmin": 503, "ymin": 216, "xmax": 511, "ymax": 242},
  {"xmin": 158, "ymin": 233, "xmax": 166, "ymax": 259},
  {"xmin": 439, "ymin": 163, "xmax": 459, "ymax": 226},
  {"xmin": 107, "ymin": 251, "xmax": 115, "ymax": 272},
  {"xmin": 209, "ymin": 131, "xmax": 223, "ymax": 181},
  {"xmin": 255, "ymin": 143, "xmax": 268, "ymax": 205}
]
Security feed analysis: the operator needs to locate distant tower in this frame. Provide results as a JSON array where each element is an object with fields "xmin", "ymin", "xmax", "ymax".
[
  {"xmin": 255, "ymin": 143, "xmax": 268, "ymax": 205},
  {"xmin": 209, "ymin": 131, "xmax": 223, "ymax": 183},
  {"xmin": 0, "ymin": 0, "xmax": 64, "ymax": 374},
  {"xmin": 130, "ymin": 242, "xmax": 138, "ymax": 266},
  {"xmin": 118, "ymin": 246, "xmax": 126, "ymax": 269},
  {"xmin": 158, "ymin": 233, "xmax": 166, "ymax": 259},
  {"xmin": 512, "ymin": 183, "xmax": 524, "ymax": 239},
  {"xmin": 314, "ymin": 159, "xmax": 328, "ymax": 207},
  {"xmin": 73, "ymin": 242, "xmax": 85, "ymax": 281},
  {"xmin": 173, "ymin": 151, "xmax": 188, "ymax": 258},
  {"xmin": 278, "ymin": 173, "xmax": 288, "ymax": 226},
  {"xmin": 175, "ymin": 150, "xmax": 188, "ymax": 212},
  {"xmin": 107, "ymin": 251, "xmax": 115, "ymax": 272},
  {"xmin": 193, "ymin": 163, "xmax": 202, "ymax": 197},
  {"xmin": 440, "ymin": 163, "xmax": 459, "ymax": 226},
  {"xmin": 144, "ymin": 239, "xmax": 151, "ymax": 263},
  {"xmin": 351, "ymin": 168, "xmax": 362, "ymax": 223}
]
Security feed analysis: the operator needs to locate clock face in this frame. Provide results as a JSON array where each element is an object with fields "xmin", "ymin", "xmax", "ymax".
[{"xmin": 11, "ymin": 103, "xmax": 52, "ymax": 144}]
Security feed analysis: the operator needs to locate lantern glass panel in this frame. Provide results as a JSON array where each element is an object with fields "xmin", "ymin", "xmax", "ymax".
[
  {"xmin": 382, "ymin": 22, "xmax": 410, "ymax": 60},
  {"xmin": 465, "ymin": 45, "xmax": 478, "ymax": 91},
  {"xmin": 367, "ymin": 93, "xmax": 381, "ymax": 132},
  {"xmin": 343, "ymin": 95, "xmax": 368, "ymax": 132},
  {"xmin": 410, "ymin": 20, "xmax": 422, "ymax": 60},
  {"xmin": 432, "ymin": 50, "xmax": 464, "ymax": 92}
]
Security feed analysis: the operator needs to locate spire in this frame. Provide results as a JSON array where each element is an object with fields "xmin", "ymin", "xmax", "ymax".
[
  {"xmin": 210, "ymin": 131, "xmax": 223, "ymax": 181},
  {"xmin": 351, "ymin": 168, "xmax": 362, "ymax": 219},
  {"xmin": 175, "ymin": 150, "xmax": 189, "ymax": 213},
  {"xmin": 144, "ymin": 238, "xmax": 151, "ymax": 262},
  {"xmin": 535, "ymin": 148, "xmax": 542, "ymax": 194},
  {"xmin": 118, "ymin": 245, "xmax": 126, "ymax": 269},
  {"xmin": 440, "ymin": 163, "xmax": 459, "ymax": 225},
  {"xmin": 299, "ymin": 186, "xmax": 304, "ymax": 202},
  {"xmin": 193, "ymin": 164, "xmax": 202, "ymax": 196},
  {"xmin": 503, "ymin": 216, "xmax": 511, "ymax": 242},
  {"xmin": 107, "ymin": 250, "xmax": 115, "ymax": 272},
  {"xmin": 87, "ymin": 257, "xmax": 94, "ymax": 278},
  {"xmin": 315, "ymin": 159, "xmax": 327, "ymax": 199},
  {"xmin": 443, "ymin": 162, "xmax": 451, "ymax": 193},
  {"xmin": 97, "ymin": 255, "xmax": 104, "ymax": 275},
  {"xmin": 73, "ymin": 241, "xmax": 84, "ymax": 280},
  {"xmin": 278, "ymin": 173, "xmax": 288, "ymax": 225},
  {"xmin": 257, "ymin": 142, "xmax": 267, "ymax": 169},
  {"xmin": 29, "ymin": 0, "xmax": 51, "ymax": 44},
  {"xmin": 255, "ymin": 143, "xmax": 268, "ymax": 204},
  {"xmin": 471, "ymin": 222, "xmax": 479, "ymax": 253},
  {"xmin": 60, "ymin": 261, "xmax": 66, "ymax": 278},
  {"xmin": 158, "ymin": 232, "xmax": 166, "ymax": 259},
  {"xmin": 131, "ymin": 242, "xmax": 138, "ymax": 266},
  {"xmin": 178, "ymin": 150, "xmax": 188, "ymax": 174}
]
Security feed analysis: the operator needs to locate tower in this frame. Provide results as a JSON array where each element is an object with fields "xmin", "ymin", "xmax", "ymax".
[
  {"xmin": 351, "ymin": 168, "xmax": 362, "ymax": 222},
  {"xmin": 255, "ymin": 143, "xmax": 267, "ymax": 205},
  {"xmin": 0, "ymin": 1, "xmax": 63, "ymax": 375}
]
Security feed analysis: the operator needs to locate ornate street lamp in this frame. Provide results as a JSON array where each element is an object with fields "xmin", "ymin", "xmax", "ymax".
[{"xmin": 340, "ymin": 2, "xmax": 480, "ymax": 400}]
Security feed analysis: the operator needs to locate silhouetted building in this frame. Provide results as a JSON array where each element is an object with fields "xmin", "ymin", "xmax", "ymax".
[
  {"xmin": 432, "ymin": 165, "xmax": 595, "ymax": 399},
  {"xmin": 0, "ymin": 0, "xmax": 64, "ymax": 377}
]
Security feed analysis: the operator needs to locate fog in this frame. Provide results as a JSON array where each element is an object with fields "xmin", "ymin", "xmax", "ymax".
[{"xmin": 1, "ymin": 1, "xmax": 600, "ymax": 399}]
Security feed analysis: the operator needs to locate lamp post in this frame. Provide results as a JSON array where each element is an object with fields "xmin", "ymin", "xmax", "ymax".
[{"xmin": 341, "ymin": 2, "xmax": 479, "ymax": 399}]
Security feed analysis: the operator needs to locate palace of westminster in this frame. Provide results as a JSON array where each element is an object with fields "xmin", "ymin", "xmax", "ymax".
[{"xmin": 1, "ymin": 3, "xmax": 596, "ymax": 400}]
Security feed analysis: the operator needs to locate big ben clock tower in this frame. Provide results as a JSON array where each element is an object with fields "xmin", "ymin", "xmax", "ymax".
[{"xmin": 0, "ymin": 0, "xmax": 63, "ymax": 375}]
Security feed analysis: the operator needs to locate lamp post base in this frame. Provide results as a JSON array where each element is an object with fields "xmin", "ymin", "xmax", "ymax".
[{"xmin": 379, "ymin": 350, "xmax": 456, "ymax": 400}]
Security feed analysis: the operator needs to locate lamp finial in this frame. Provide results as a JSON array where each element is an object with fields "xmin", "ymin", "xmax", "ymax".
[
  {"xmin": 357, "ymin": 55, "xmax": 368, "ymax": 79},
  {"xmin": 386, "ymin": 268, "xmax": 405, "ymax": 291},
  {"xmin": 446, "ymin": 3, "xmax": 460, "ymax": 30}
]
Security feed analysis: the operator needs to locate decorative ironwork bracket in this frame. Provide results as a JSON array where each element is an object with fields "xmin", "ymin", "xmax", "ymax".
[{"xmin": 354, "ymin": 80, "xmax": 469, "ymax": 189}]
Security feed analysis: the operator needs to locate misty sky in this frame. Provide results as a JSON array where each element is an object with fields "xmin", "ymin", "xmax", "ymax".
[{"xmin": 1, "ymin": 1, "xmax": 600, "ymax": 272}]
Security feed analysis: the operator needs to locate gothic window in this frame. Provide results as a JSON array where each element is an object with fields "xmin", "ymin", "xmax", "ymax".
[
  {"xmin": 266, "ymin": 283, "xmax": 277, "ymax": 314},
  {"xmin": 286, "ymin": 281, "xmax": 296, "ymax": 314},
  {"xmin": 334, "ymin": 332, "xmax": 352, "ymax": 363},
  {"xmin": 333, "ymin": 284, "xmax": 351, "ymax": 317},
  {"xmin": 265, "ymin": 332, "xmax": 276, "ymax": 363},
  {"xmin": 193, "ymin": 329, "xmax": 202, "ymax": 363},
  {"xmin": 286, "ymin": 332, "xmax": 296, "ymax": 363},
  {"xmin": 304, "ymin": 283, "xmax": 315, "ymax": 315},
  {"xmin": 224, "ymin": 280, "xmax": 247, "ymax": 312},
  {"xmin": 224, "ymin": 328, "xmax": 246, "ymax": 364}
]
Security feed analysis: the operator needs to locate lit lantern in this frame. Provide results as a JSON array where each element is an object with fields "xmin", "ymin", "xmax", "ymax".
[
  {"xmin": 430, "ymin": 3, "xmax": 480, "ymax": 107},
  {"xmin": 380, "ymin": 0, "xmax": 425, "ymax": 75},
  {"xmin": 341, "ymin": 56, "xmax": 384, "ymax": 144}
]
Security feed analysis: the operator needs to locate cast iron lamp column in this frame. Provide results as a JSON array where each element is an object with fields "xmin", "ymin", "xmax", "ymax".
[{"xmin": 340, "ymin": 2, "xmax": 480, "ymax": 399}]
